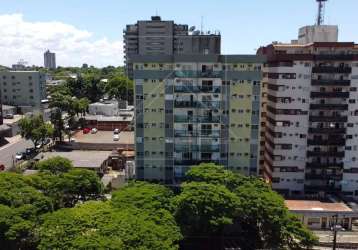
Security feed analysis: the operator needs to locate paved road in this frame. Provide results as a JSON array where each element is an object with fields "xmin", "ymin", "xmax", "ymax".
[{"xmin": 0, "ymin": 138, "xmax": 33, "ymax": 170}]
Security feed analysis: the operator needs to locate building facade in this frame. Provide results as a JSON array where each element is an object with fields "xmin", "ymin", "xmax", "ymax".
[
  {"xmin": 44, "ymin": 50, "xmax": 56, "ymax": 69},
  {"xmin": 0, "ymin": 71, "xmax": 46, "ymax": 110},
  {"xmin": 258, "ymin": 42, "xmax": 358, "ymax": 198},
  {"xmin": 133, "ymin": 54, "xmax": 264, "ymax": 183},
  {"xmin": 124, "ymin": 16, "xmax": 221, "ymax": 78}
]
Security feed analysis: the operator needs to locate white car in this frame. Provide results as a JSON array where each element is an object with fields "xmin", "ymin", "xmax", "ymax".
[
  {"xmin": 113, "ymin": 134, "xmax": 120, "ymax": 141},
  {"xmin": 15, "ymin": 152, "xmax": 25, "ymax": 160},
  {"xmin": 113, "ymin": 128, "xmax": 119, "ymax": 134},
  {"xmin": 91, "ymin": 128, "xmax": 98, "ymax": 134}
]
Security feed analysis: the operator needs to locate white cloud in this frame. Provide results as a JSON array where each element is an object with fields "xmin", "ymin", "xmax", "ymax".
[{"xmin": 0, "ymin": 14, "xmax": 123, "ymax": 67}]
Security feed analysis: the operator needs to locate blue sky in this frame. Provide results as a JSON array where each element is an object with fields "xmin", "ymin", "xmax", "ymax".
[{"xmin": 0, "ymin": 0, "xmax": 357, "ymax": 67}]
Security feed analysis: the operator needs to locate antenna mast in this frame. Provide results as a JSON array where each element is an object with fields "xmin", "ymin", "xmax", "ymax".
[{"xmin": 316, "ymin": 0, "xmax": 328, "ymax": 26}]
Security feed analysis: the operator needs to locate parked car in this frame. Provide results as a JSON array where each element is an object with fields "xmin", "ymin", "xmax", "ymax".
[
  {"xmin": 4, "ymin": 114, "xmax": 14, "ymax": 119},
  {"xmin": 0, "ymin": 164, "xmax": 5, "ymax": 171},
  {"xmin": 113, "ymin": 128, "xmax": 119, "ymax": 134},
  {"xmin": 25, "ymin": 148, "xmax": 35, "ymax": 156},
  {"xmin": 91, "ymin": 128, "xmax": 98, "ymax": 134},
  {"xmin": 113, "ymin": 134, "xmax": 120, "ymax": 141},
  {"xmin": 83, "ymin": 128, "xmax": 91, "ymax": 134},
  {"xmin": 15, "ymin": 152, "xmax": 26, "ymax": 160}
]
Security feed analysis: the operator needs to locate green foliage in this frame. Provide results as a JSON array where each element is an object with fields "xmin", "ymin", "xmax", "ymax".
[
  {"xmin": 177, "ymin": 164, "xmax": 318, "ymax": 249},
  {"xmin": 111, "ymin": 181, "xmax": 174, "ymax": 212},
  {"xmin": 18, "ymin": 114, "xmax": 54, "ymax": 148},
  {"xmin": 174, "ymin": 182, "xmax": 239, "ymax": 236},
  {"xmin": 38, "ymin": 201, "xmax": 181, "ymax": 250},
  {"xmin": 0, "ymin": 173, "xmax": 53, "ymax": 249},
  {"xmin": 105, "ymin": 75, "xmax": 133, "ymax": 102},
  {"xmin": 36, "ymin": 156, "xmax": 73, "ymax": 174}
]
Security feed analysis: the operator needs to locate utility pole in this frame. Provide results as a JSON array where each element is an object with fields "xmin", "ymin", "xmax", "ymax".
[{"xmin": 332, "ymin": 214, "xmax": 339, "ymax": 250}]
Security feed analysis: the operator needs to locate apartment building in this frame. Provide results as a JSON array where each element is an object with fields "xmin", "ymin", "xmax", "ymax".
[
  {"xmin": 258, "ymin": 40, "xmax": 358, "ymax": 198},
  {"xmin": 44, "ymin": 50, "xmax": 56, "ymax": 70},
  {"xmin": 0, "ymin": 71, "xmax": 46, "ymax": 110},
  {"xmin": 124, "ymin": 16, "xmax": 221, "ymax": 78},
  {"xmin": 133, "ymin": 54, "xmax": 264, "ymax": 183}
]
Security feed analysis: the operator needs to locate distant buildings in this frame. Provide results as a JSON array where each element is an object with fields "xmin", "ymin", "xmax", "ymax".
[
  {"xmin": 124, "ymin": 16, "xmax": 221, "ymax": 78},
  {"xmin": 133, "ymin": 54, "xmax": 264, "ymax": 183},
  {"xmin": 258, "ymin": 24, "xmax": 358, "ymax": 198},
  {"xmin": 0, "ymin": 71, "xmax": 47, "ymax": 110},
  {"xmin": 44, "ymin": 50, "xmax": 56, "ymax": 69}
]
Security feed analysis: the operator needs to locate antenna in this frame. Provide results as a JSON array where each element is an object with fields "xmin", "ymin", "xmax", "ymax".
[
  {"xmin": 200, "ymin": 16, "xmax": 203, "ymax": 35},
  {"xmin": 316, "ymin": 0, "xmax": 328, "ymax": 26}
]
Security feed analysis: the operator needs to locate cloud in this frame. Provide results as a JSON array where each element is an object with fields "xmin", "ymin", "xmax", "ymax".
[{"xmin": 0, "ymin": 14, "xmax": 123, "ymax": 67}]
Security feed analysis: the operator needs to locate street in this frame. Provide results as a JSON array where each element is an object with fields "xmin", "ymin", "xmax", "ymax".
[{"xmin": 0, "ymin": 137, "xmax": 33, "ymax": 170}]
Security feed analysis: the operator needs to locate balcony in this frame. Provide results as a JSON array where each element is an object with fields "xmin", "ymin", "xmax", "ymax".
[
  {"xmin": 312, "ymin": 66, "xmax": 352, "ymax": 74},
  {"xmin": 174, "ymin": 101, "xmax": 221, "ymax": 109},
  {"xmin": 314, "ymin": 54, "xmax": 354, "ymax": 60},
  {"xmin": 310, "ymin": 92, "xmax": 349, "ymax": 98},
  {"xmin": 311, "ymin": 79, "xmax": 351, "ymax": 86},
  {"xmin": 307, "ymin": 139, "xmax": 346, "ymax": 146},
  {"xmin": 174, "ymin": 71, "xmax": 222, "ymax": 78},
  {"xmin": 309, "ymin": 116, "xmax": 348, "ymax": 122},
  {"xmin": 305, "ymin": 173, "xmax": 343, "ymax": 181},
  {"xmin": 308, "ymin": 127, "xmax": 346, "ymax": 134},
  {"xmin": 310, "ymin": 104, "xmax": 348, "ymax": 110},
  {"xmin": 174, "ymin": 85, "xmax": 221, "ymax": 93},
  {"xmin": 174, "ymin": 115, "xmax": 221, "ymax": 123},
  {"xmin": 307, "ymin": 150, "xmax": 345, "ymax": 157},
  {"xmin": 174, "ymin": 159, "xmax": 221, "ymax": 166},
  {"xmin": 174, "ymin": 129, "xmax": 220, "ymax": 137},
  {"xmin": 174, "ymin": 144, "xmax": 220, "ymax": 152},
  {"xmin": 306, "ymin": 162, "xmax": 344, "ymax": 168},
  {"xmin": 304, "ymin": 185, "xmax": 341, "ymax": 193}
]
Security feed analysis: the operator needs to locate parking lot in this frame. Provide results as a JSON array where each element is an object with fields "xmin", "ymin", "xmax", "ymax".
[{"xmin": 73, "ymin": 131, "xmax": 134, "ymax": 144}]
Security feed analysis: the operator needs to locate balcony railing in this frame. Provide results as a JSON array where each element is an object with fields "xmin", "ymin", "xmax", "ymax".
[
  {"xmin": 305, "ymin": 173, "xmax": 343, "ymax": 181},
  {"xmin": 174, "ymin": 144, "xmax": 220, "ymax": 152},
  {"xmin": 174, "ymin": 159, "xmax": 221, "ymax": 165},
  {"xmin": 174, "ymin": 115, "xmax": 221, "ymax": 123},
  {"xmin": 174, "ymin": 71, "xmax": 222, "ymax": 78},
  {"xmin": 307, "ymin": 139, "xmax": 346, "ymax": 146},
  {"xmin": 309, "ymin": 116, "xmax": 348, "ymax": 122},
  {"xmin": 310, "ymin": 104, "xmax": 348, "ymax": 110},
  {"xmin": 311, "ymin": 79, "xmax": 351, "ymax": 86},
  {"xmin": 174, "ymin": 101, "xmax": 221, "ymax": 109},
  {"xmin": 306, "ymin": 162, "xmax": 344, "ymax": 168},
  {"xmin": 312, "ymin": 66, "xmax": 352, "ymax": 74},
  {"xmin": 314, "ymin": 54, "xmax": 354, "ymax": 60},
  {"xmin": 307, "ymin": 150, "xmax": 345, "ymax": 157},
  {"xmin": 310, "ymin": 92, "xmax": 349, "ymax": 98},
  {"xmin": 308, "ymin": 127, "xmax": 346, "ymax": 134},
  {"xmin": 174, "ymin": 129, "xmax": 220, "ymax": 137},
  {"xmin": 174, "ymin": 85, "xmax": 221, "ymax": 93}
]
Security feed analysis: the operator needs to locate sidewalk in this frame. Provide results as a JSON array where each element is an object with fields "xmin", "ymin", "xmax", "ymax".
[{"xmin": 0, "ymin": 135, "xmax": 23, "ymax": 151}]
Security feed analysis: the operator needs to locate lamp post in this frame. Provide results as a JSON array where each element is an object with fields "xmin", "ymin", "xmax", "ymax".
[{"xmin": 332, "ymin": 214, "xmax": 342, "ymax": 250}]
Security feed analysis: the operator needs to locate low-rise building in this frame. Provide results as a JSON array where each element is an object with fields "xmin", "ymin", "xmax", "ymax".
[
  {"xmin": 0, "ymin": 71, "xmax": 46, "ymax": 110},
  {"xmin": 285, "ymin": 200, "xmax": 358, "ymax": 230}
]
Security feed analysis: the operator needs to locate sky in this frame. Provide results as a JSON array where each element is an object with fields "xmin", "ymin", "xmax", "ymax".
[{"xmin": 0, "ymin": 0, "xmax": 357, "ymax": 67}]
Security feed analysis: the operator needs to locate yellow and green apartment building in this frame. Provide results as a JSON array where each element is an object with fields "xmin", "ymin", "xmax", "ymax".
[{"xmin": 132, "ymin": 54, "xmax": 265, "ymax": 184}]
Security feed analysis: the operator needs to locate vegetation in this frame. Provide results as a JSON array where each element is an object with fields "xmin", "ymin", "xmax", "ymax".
[
  {"xmin": 18, "ymin": 115, "xmax": 54, "ymax": 148},
  {"xmin": 0, "ymin": 161, "xmax": 317, "ymax": 250}
]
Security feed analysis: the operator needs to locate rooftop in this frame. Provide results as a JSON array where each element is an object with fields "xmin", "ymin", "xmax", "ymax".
[
  {"xmin": 285, "ymin": 200, "xmax": 353, "ymax": 213},
  {"xmin": 34, "ymin": 150, "xmax": 112, "ymax": 169}
]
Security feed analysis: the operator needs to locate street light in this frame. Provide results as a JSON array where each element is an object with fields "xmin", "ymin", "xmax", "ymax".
[{"xmin": 331, "ymin": 214, "xmax": 344, "ymax": 250}]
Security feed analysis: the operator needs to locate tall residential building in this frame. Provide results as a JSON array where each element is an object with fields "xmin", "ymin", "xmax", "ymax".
[
  {"xmin": 124, "ymin": 16, "xmax": 221, "ymax": 79},
  {"xmin": 0, "ymin": 71, "xmax": 46, "ymax": 110},
  {"xmin": 133, "ymin": 54, "xmax": 264, "ymax": 183},
  {"xmin": 44, "ymin": 50, "xmax": 56, "ymax": 69},
  {"xmin": 258, "ymin": 35, "xmax": 358, "ymax": 198}
]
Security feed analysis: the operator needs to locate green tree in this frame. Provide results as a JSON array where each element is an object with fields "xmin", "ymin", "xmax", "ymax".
[
  {"xmin": 179, "ymin": 164, "xmax": 318, "ymax": 250},
  {"xmin": 105, "ymin": 75, "xmax": 133, "ymax": 103},
  {"xmin": 111, "ymin": 181, "xmax": 174, "ymax": 212},
  {"xmin": 18, "ymin": 114, "xmax": 54, "ymax": 148},
  {"xmin": 0, "ymin": 173, "xmax": 53, "ymax": 249},
  {"xmin": 37, "ymin": 201, "xmax": 181, "ymax": 250},
  {"xmin": 36, "ymin": 156, "xmax": 72, "ymax": 174}
]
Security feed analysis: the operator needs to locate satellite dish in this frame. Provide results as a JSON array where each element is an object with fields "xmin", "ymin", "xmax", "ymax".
[{"xmin": 189, "ymin": 26, "xmax": 196, "ymax": 32}]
